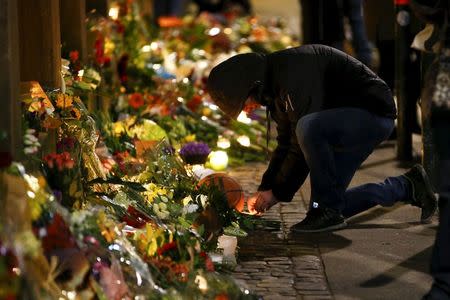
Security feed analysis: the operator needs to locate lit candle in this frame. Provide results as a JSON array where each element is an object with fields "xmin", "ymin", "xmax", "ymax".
[
  {"xmin": 209, "ymin": 151, "xmax": 228, "ymax": 171},
  {"xmin": 142, "ymin": 45, "xmax": 151, "ymax": 53},
  {"xmin": 217, "ymin": 136, "xmax": 230, "ymax": 149},
  {"xmin": 237, "ymin": 111, "xmax": 252, "ymax": 124},
  {"xmin": 108, "ymin": 6, "xmax": 119, "ymax": 20},
  {"xmin": 77, "ymin": 69, "xmax": 85, "ymax": 80},
  {"xmin": 195, "ymin": 275, "xmax": 208, "ymax": 291},
  {"xmin": 237, "ymin": 135, "xmax": 250, "ymax": 147}
]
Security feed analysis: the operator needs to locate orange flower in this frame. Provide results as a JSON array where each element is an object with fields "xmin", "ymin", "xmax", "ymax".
[
  {"xmin": 70, "ymin": 107, "xmax": 81, "ymax": 119},
  {"xmin": 215, "ymin": 294, "xmax": 229, "ymax": 300},
  {"xmin": 42, "ymin": 116, "xmax": 63, "ymax": 129},
  {"xmin": 158, "ymin": 16, "xmax": 183, "ymax": 28},
  {"xmin": 56, "ymin": 94, "xmax": 73, "ymax": 109},
  {"xmin": 43, "ymin": 152, "xmax": 74, "ymax": 171},
  {"xmin": 128, "ymin": 93, "xmax": 145, "ymax": 109}
]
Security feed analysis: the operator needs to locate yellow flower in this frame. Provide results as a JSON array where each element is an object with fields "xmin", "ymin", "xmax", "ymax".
[
  {"xmin": 30, "ymin": 201, "xmax": 42, "ymax": 221},
  {"xmin": 113, "ymin": 122, "xmax": 126, "ymax": 136},
  {"xmin": 144, "ymin": 183, "xmax": 172, "ymax": 203},
  {"xmin": 138, "ymin": 224, "xmax": 166, "ymax": 257},
  {"xmin": 97, "ymin": 212, "xmax": 116, "ymax": 243},
  {"xmin": 185, "ymin": 134, "xmax": 196, "ymax": 142}
]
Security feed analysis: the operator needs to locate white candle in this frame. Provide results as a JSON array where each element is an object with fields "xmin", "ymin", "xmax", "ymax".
[
  {"xmin": 209, "ymin": 151, "xmax": 228, "ymax": 171},
  {"xmin": 237, "ymin": 135, "xmax": 251, "ymax": 147},
  {"xmin": 237, "ymin": 111, "xmax": 252, "ymax": 124},
  {"xmin": 217, "ymin": 136, "xmax": 231, "ymax": 149},
  {"xmin": 217, "ymin": 235, "xmax": 237, "ymax": 264}
]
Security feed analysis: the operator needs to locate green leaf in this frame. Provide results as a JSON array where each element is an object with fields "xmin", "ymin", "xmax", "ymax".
[
  {"xmin": 88, "ymin": 177, "xmax": 146, "ymax": 192},
  {"xmin": 224, "ymin": 226, "xmax": 248, "ymax": 237}
]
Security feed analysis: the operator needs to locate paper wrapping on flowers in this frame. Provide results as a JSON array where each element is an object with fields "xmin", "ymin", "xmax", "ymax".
[
  {"xmin": 0, "ymin": 171, "xmax": 30, "ymax": 235},
  {"xmin": 78, "ymin": 116, "xmax": 107, "ymax": 181},
  {"xmin": 0, "ymin": 167, "xmax": 61, "ymax": 298}
]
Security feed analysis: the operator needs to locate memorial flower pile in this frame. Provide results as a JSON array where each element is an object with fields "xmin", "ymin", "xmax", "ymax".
[{"xmin": 1, "ymin": 0, "xmax": 300, "ymax": 298}]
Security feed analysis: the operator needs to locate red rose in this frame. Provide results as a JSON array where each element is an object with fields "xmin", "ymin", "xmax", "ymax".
[
  {"xmin": 157, "ymin": 241, "xmax": 177, "ymax": 256},
  {"xmin": 69, "ymin": 50, "xmax": 79, "ymax": 62},
  {"xmin": 128, "ymin": 93, "xmax": 145, "ymax": 109},
  {"xmin": 122, "ymin": 206, "xmax": 151, "ymax": 228},
  {"xmin": 187, "ymin": 95, "xmax": 203, "ymax": 112}
]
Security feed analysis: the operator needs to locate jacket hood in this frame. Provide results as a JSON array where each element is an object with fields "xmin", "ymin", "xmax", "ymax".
[{"xmin": 207, "ymin": 52, "xmax": 266, "ymax": 119}]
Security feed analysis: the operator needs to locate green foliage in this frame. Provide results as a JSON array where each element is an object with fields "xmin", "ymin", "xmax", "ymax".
[{"xmin": 92, "ymin": 111, "xmax": 136, "ymax": 154}]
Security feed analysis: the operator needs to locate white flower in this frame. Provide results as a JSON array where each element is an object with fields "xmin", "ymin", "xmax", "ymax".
[
  {"xmin": 197, "ymin": 194, "xmax": 208, "ymax": 208},
  {"xmin": 153, "ymin": 203, "xmax": 169, "ymax": 220},
  {"xmin": 71, "ymin": 210, "xmax": 91, "ymax": 225},
  {"xmin": 182, "ymin": 195, "xmax": 193, "ymax": 206},
  {"xmin": 24, "ymin": 147, "xmax": 38, "ymax": 154},
  {"xmin": 183, "ymin": 203, "xmax": 199, "ymax": 215},
  {"xmin": 23, "ymin": 130, "xmax": 41, "ymax": 155}
]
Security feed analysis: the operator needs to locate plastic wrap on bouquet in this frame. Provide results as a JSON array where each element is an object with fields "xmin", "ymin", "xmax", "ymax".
[{"xmin": 109, "ymin": 235, "xmax": 165, "ymax": 296}]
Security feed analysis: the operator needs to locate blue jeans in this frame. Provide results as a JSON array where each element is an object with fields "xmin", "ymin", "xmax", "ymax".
[
  {"xmin": 296, "ymin": 107, "xmax": 409, "ymax": 217},
  {"xmin": 343, "ymin": 0, "xmax": 373, "ymax": 66},
  {"xmin": 300, "ymin": 0, "xmax": 372, "ymax": 66}
]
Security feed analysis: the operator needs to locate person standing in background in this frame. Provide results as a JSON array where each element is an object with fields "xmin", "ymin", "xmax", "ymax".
[
  {"xmin": 410, "ymin": 0, "xmax": 450, "ymax": 299},
  {"xmin": 299, "ymin": 0, "xmax": 373, "ymax": 66},
  {"xmin": 192, "ymin": 0, "xmax": 252, "ymax": 15},
  {"xmin": 153, "ymin": 0, "xmax": 187, "ymax": 19}
]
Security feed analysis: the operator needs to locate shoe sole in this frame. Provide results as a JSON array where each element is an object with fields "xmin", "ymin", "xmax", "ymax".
[
  {"xmin": 409, "ymin": 165, "xmax": 438, "ymax": 223},
  {"xmin": 290, "ymin": 222, "xmax": 347, "ymax": 233}
]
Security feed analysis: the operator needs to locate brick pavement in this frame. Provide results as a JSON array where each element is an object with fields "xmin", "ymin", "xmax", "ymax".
[{"xmin": 228, "ymin": 163, "xmax": 333, "ymax": 300}]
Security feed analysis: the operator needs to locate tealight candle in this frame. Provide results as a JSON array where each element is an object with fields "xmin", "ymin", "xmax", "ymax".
[
  {"xmin": 209, "ymin": 150, "xmax": 228, "ymax": 171},
  {"xmin": 217, "ymin": 235, "xmax": 237, "ymax": 264},
  {"xmin": 237, "ymin": 135, "xmax": 251, "ymax": 147},
  {"xmin": 217, "ymin": 136, "xmax": 231, "ymax": 149}
]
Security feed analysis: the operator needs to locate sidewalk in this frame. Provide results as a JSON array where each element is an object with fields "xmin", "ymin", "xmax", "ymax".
[{"xmin": 229, "ymin": 142, "xmax": 437, "ymax": 300}]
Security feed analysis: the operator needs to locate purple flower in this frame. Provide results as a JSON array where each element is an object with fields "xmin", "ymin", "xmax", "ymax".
[
  {"xmin": 52, "ymin": 189, "xmax": 63, "ymax": 202},
  {"xmin": 179, "ymin": 142, "xmax": 211, "ymax": 157}
]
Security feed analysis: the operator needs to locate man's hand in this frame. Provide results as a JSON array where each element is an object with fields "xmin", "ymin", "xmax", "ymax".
[{"xmin": 247, "ymin": 190, "xmax": 279, "ymax": 215}]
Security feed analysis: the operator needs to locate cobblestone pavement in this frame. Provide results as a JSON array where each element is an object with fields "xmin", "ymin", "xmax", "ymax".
[{"xmin": 228, "ymin": 163, "xmax": 333, "ymax": 300}]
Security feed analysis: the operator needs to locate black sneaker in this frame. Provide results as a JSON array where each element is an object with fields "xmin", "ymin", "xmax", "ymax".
[
  {"xmin": 402, "ymin": 164, "xmax": 438, "ymax": 223},
  {"xmin": 291, "ymin": 206, "xmax": 347, "ymax": 233}
]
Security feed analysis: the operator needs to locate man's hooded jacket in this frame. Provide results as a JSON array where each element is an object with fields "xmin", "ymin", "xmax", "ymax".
[{"xmin": 207, "ymin": 44, "xmax": 396, "ymax": 202}]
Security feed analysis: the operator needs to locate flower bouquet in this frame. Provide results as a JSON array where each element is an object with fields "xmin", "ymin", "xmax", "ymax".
[
  {"xmin": 42, "ymin": 151, "xmax": 83, "ymax": 207},
  {"xmin": 179, "ymin": 142, "xmax": 211, "ymax": 165}
]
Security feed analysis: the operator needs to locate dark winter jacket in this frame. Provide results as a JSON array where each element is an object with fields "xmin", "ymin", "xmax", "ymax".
[{"xmin": 207, "ymin": 44, "xmax": 396, "ymax": 202}]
